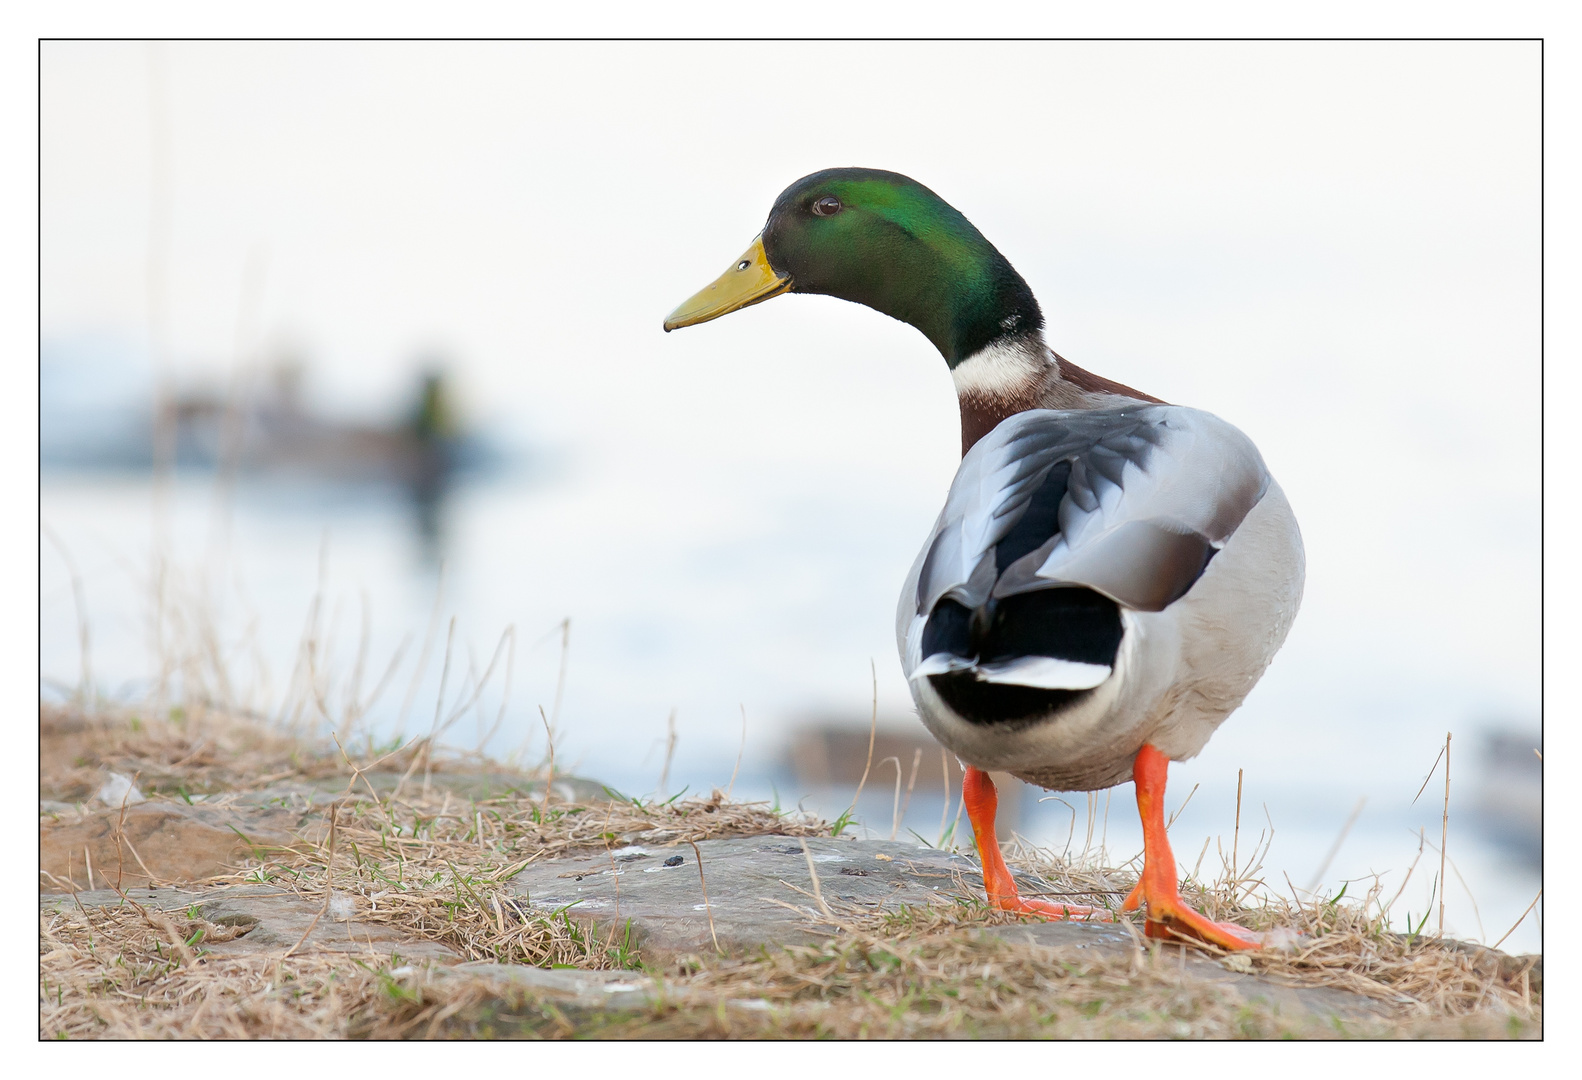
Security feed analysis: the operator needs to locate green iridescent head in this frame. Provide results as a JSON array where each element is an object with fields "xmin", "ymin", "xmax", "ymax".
[{"xmin": 663, "ymin": 168, "xmax": 1043, "ymax": 366}]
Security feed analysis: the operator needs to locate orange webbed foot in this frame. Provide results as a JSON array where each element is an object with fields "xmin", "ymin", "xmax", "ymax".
[
  {"xmin": 1122, "ymin": 880, "xmax": 1260, "ymax": 950},
  {"xmin": 963, "ymin": 766, "xmax": 1113, "ymax": 923},
  {"xmin": 1124, "ymin": 744, "xmax": 1260, "ymax": 952}
]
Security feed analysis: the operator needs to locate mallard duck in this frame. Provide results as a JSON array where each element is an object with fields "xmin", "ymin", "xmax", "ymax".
[{"xmin": 663, "ymin": 168, "xmax": 1304, "ymax": 950}]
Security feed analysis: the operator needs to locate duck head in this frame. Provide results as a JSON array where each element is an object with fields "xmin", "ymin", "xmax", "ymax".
[{"xmin": 663, "ymin": 167, "xmax": 1043, "ymax": 367}]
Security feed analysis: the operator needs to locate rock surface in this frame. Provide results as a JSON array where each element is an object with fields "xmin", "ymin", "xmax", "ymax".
[
  {"xmin": 40, "ymin": 885, "xmax": 460, "ymax": 964},
  {"xmin": 508, "ymin": 835, "xmax": 1391, "ymax": 1022},
  {"xmin": 509, "ymin": 835, "xmax": 982, "ymax": 960}
]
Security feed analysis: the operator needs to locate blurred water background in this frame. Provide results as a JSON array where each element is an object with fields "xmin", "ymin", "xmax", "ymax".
[{"xmin": 40, "ymin": 41, "xmax": 1540, "ymax": 953}]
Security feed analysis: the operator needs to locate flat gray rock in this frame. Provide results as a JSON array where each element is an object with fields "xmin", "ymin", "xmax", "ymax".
[
  {"xmin": 509, "ymin": 835, "xmax": 1393, "ymax": 1024},
  {"xmin": 510, "ymin": 835, "xmax": 981, "ymax": 960}
]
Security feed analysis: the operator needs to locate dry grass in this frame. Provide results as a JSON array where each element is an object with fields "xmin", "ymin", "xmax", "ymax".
[
  {"xmin": 40, "ymin": 702, "xmax": 337, "ymax": 802},
  {"xmin": 38, "ymin": 889, "xmax": 1540, "ymax": 1041},
  {"xmin": 267, "ymin": 898, "xmax": 1539, "ymax": 1040},
  {"xmin": 39, "ymin": 704, "xmax": 1540, "ymax": 1040},
  {"xmin": 999, "ymin": 836, "xmax": 1542, "ymax": 1020},
  {"xmin": 40, "ymin": 890, "xmax": 1540, "ymax": 1041},
  {"xmin": 41, "ymin": 900, "xmax": 371, "ymax": 1039},
  {"xmin": 593, "ymin": 918, "xmax": 1535, "ymax": 1040}
]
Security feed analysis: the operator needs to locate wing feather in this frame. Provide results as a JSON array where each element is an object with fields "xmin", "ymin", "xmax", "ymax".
[{"xmin": 908, "ymin": 406, "xmax": 1270, "ymax": 630}]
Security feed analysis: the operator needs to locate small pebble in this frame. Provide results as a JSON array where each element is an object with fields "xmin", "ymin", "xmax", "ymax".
[{"xmin": 664, "ymin": 855, "xmax": 684, "ymax": 867}]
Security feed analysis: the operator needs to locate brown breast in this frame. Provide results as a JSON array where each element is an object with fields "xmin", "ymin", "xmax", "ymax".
[{"xmin": 958, "ymin": 353, "xmax": 1165, "ymax": 456}]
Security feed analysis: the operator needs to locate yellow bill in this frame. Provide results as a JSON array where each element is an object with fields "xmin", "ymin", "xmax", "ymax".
[{"xmin": 663, "ymin": 234, "xmax": 791, "ymax": 331}]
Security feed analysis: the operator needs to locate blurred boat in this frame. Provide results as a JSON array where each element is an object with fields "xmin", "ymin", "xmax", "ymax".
[
  {"xmin": 1470, "ymin": 728, "xmax": 1541, "ymax": 866},
  {"xmin": 148, "ymin": 364, "xmax": 489, "ymax": 485},
  {"xmin": 41, "ymin": 338, "xmax": 496, "ymax": 485}
]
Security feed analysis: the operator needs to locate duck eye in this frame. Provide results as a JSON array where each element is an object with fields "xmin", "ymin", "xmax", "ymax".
[{"xmin": 812, "ymin": 196, "xmax": 843, "ymax": 217}]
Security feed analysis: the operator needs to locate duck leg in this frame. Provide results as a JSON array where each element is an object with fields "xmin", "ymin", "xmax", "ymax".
[
  {"xmin": 963, "ymin": 766, "xmax": 1107, "ymax": 920},
  {"xmin": 1120, "ymin": 744, "xmax": 1259, "ymax": 950}
]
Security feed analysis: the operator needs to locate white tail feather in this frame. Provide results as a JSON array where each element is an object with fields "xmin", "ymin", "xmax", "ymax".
[{"xmin": 910, "ymin": 653, "xmax": 1111, "ymax": 690}]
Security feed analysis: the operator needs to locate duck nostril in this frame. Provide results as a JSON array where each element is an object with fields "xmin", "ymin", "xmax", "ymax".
[{"xmin": 737, "ymin": 260, "xmax": 751, "ymax": 271}]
